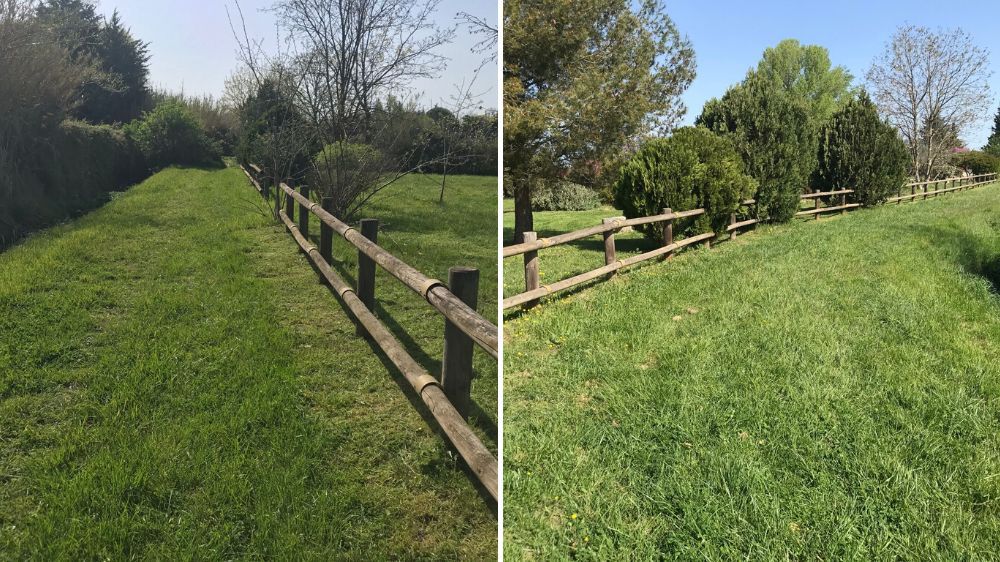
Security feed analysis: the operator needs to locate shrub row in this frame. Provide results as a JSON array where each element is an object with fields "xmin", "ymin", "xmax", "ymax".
[{"xmin": 614, "ymin": 92, "xmax": 915, "ymax": 238}]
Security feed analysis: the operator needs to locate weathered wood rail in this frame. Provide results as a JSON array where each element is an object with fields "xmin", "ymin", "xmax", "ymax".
[
  {"xmin": 242, "ymin": 164, "xmax": 498, "ymax": 502},
  {"xmin": 504, "ymin": 173, "xmax": 999, "ymax": 310},
  {"xmin": 888, "ymin": 172, "xmax": 997, "ymax": 203}
]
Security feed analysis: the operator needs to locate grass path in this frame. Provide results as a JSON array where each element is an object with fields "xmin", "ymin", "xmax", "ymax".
[
  {"xmin": 0, "ymin": 166, "xmax": 496, "ymax": 559},
  {"xmin": 504, "ymin": 185, "xmax": 1000, "ymax": 560}
]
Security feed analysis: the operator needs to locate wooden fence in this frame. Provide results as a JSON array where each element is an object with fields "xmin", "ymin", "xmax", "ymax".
[
  {"xmin": 503, "ymin": 172, "xmax": 999, "ymax": 310},
  {"xmin": 242, "ymin": 164, "xmax": 498, "ymax": 501}
]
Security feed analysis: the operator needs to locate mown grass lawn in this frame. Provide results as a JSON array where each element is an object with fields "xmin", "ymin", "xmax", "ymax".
[
  {"xmin": 0, "ymin": 166, "xmax": 497, "ymax": 559},
  {"xmin": 503, "ymin": 184, "xmax": 1000, "ymax": 560}
]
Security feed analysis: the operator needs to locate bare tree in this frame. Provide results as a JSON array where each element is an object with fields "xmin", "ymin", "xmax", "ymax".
[
  {"xmin": 457, "ymin": 11, "xmax": 496, "ymax": 65},
  {"xmin": 228, "ymin": 0, "xmax": 457, "ymax": 219},
  {"xmin": 867, "ymin": 25, "xmax": 992, "ymax": 181}
]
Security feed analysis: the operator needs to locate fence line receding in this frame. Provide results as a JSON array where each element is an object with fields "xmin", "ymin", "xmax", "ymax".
[
  {"xmin": 241, "ymin": 164, "xmax": 498, "ymax": 502},
  {"xmin": 504, "ymin": 173, "xmax": 998, "ymax": 310}
]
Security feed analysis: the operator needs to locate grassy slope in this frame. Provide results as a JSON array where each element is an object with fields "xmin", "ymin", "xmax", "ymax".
[
  {"xmin": 0, "ymin": 167, "xmax": 497, "ymax": 559},
  {"xmin": 504, "ymin": 186, "xmax": 1000, "ymax": 560}
]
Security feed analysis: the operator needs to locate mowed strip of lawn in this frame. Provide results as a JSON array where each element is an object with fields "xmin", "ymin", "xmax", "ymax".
[
  {"xmin": 0, "ymin": 166, "xmax": 497, "ymax": 559},
  {"xmin": 504, "ymin": 185, "xmax": 1000, "ymax": 560}
]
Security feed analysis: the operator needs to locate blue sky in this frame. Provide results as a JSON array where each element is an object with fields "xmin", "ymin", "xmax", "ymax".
[
  {"xmin": 667, "ymin": 0, "xmax": 1000, "ymax": 148},
  {"xmin": 93, "ymin": 0, "xmax": 497, "ymax": 110}
]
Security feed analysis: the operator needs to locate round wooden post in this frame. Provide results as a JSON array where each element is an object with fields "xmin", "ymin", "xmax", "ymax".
[
  {"xmin": 298, "ymin": 184, "xmax": 310, "ymax": 237},
  {"xmin": 356, "ymin": 218, "xmax": 378, "ymax": 335},
  {"xmin": 319, "ymin": 197, "xmax": 333, "ymax": 263},
  {"xmin": 840, "ymin": 191, "xmax": 847, "ymax": 215},
  {"xmin": 814, "ymin": 189, "xmax": 821, "ymax": 219},
  {"xmin": 285, "ymin": 181, "xmax": 295, "ymax": 220},
  {"xmin": 662, "ymin": 207, "xmax": 673, "ymax": 260},
  {"xmin": 602, "ymin": 218, "xmax": 618, "ymax": 278},
  {"xmin": 523, "ymin": 231, "xmax": 540, "ymax": 308},
  {"xmin": 441, "ymin": 266, "xmax": 478, "ymax": 419},
  {"xmin": 730, "ymin": 212, "xmax": 737, "ymax": 239},
  {"xmin": 273, "ymin": 176, "xmax": 281, "ymax": 219}
]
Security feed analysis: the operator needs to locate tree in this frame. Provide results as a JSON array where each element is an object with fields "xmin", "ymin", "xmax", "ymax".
[
  {"xmin": 984, "ymin": 105, "xmax": 1000, "ymax": 157},
  {"xmin": 36, "ymin": 1, "xmax": 149, "ymax": 124},
  {"xmin": 84, "ymin": 10, "xmax": 150, "ymax": 123},
  {"xmin": 614, "ymin": 126, "xmax": 756, "ymax": 237},
  {"xmin": 816, "ymin": 90, "xmax": 910, "ymax": 206},
  {"xmin": 867, "ymin": 25, "xmax": 992, "ymax": 181},
  {"xmin": 755, "ymin": 39, "xmax": 853, "ymax": 132},
  {"xmin": 697, "ymin": 73, "xmax": 813, "ymax": 223},
  {"xmin": 229, "ymin": 0, "xmax": 457, "ymax": 219},
  {"xmin": 503, "ymin": 0, "xmax": 696, "ymax": 242}
]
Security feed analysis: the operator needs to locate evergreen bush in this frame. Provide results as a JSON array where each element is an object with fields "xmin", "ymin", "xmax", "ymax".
[{"xmin": 614, "ymin": 126, "xmax": 756, "ymax": 238}]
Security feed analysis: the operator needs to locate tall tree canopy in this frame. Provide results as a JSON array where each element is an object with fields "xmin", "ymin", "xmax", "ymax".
[
  {"xmin": 503, "ymin": 0, "xmax": 696, "ymax": 241},
  {"xmin": 754, "ymin": 39, "xmax": 853, "ymax": 133},
  {"xmin": 867, "ymin": 25, "xmax": 992, "ymax": 180},
  {"xmin": 36, "ymin": 1, "xmax": 149, "ymax": 124}
]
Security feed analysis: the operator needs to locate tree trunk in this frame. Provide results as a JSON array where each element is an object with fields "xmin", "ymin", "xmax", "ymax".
[{"xmin": 513, "ymin": 179, "xmax": 534, "ymax": 244}]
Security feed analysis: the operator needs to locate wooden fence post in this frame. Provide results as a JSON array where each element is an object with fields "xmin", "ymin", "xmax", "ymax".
[
  {"xmin": 320, "ymin": 197, "xmax": 333, "ymax": 263},
  {"xmin": 441, "ymin": 266, "xmax": 478, "ymax": 418},
  {"xmin": 523, "ymin": 231, "xmax": 540, "ymax": 308},
  {"xmin": 729, "ymin": 212, "xmax": 737, "ymax": 239},
  {"xmin": 285, "ymin": 181, "xmax": 295, "ymax": 220},
  {"xmin": 814, "ymin": 189, "xmax": 821, "ymax": 219},
  {"xmin": 840, "ymin": 191, "xmax": 847, "ymax": 215},
  {"xmin": 356, "ymin": 218, "xmax": 378, "ymax": 335},
  {"xmin": 273, "ymin": 176, "xmax": 281, "ymax": 219},
  {"xmin": 602, "ymin": 218, "xmax": 618, "ymax": 278},
  {"xmin": 298, "ymin": 185, "xmax": 310, "ymax": 237},
  {"xmin": 923, "ymin": 181, "xmax": 929, "ymax": 200},
  {"xmin": 662, "ymin": 207, "xmax": 673, "ymax": 260}
]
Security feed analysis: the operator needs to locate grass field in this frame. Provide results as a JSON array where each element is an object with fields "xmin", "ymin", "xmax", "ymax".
[
  {"xmin": 0, "ymin": 166, "xmax": 497, "ymax": 559},
  {"xmin": 503, "ymin": 184, "xmax": 1000, "ymax": 559}
]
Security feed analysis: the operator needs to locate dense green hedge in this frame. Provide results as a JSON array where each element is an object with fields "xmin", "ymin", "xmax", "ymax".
[{"xmin": 1, "ymin": 120, "xmax": 146, "ymax": 247}]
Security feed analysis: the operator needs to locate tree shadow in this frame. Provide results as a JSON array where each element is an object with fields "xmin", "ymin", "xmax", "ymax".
[{"xmin": 908, "ymin": 222, "xmax": 1000, "ymax": 296}]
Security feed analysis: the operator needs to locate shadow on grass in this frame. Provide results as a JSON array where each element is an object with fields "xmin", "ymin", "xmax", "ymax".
[
  {"xmin": 293, "ymin": 243, "xmax": 499, "ymax": 512},
  {"xmin": 910, "ymin": 222, "xmax": 1000, "ymax": 296}
]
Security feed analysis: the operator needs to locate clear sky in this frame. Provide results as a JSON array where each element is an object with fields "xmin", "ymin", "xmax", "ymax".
[
  {"xmin": 666, "ymin": 0, "xmax": 1000, "ymax": 148},
  {"xmin": 93, "ymin": 0, "xmax": 498, "ymax": 110}
]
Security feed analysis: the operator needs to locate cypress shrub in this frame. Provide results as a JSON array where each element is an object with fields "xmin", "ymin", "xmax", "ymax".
[
  {"xmin": 614, "ymin": 126, "xmax": 757, "ymax": 238},
  {"xmin": 697, "ymin": 74, "xmax": 814, "ymax": 223},
  {"xmin": 815, "ymin": 91, "xmax": 910, "ymax": 206}
]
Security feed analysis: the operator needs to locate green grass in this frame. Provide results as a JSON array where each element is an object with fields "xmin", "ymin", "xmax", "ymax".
[
  {"xmin": 0, "ymin": 166, "xmax": 497, "ymax": 559},
  {"xmin": 503, "ymin": 185, "xmax": 1000, "ymax": 560}
]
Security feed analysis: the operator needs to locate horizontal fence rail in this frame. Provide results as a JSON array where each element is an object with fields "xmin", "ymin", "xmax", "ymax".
[
  {"xmin": 278, "ymin": 182, "xmax": 498, "ymax": 359},
  {"xmin": 888, "ymin": 173, "xmax": 997, "ymax": 203},
  {"xmin": 504, "ymin": 173, "xmax": 999, "ymax": 310},
  {"xmin": 241, "ymin": 164, "xmax": 498, "ymax": 501}
]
